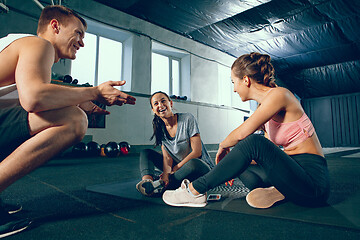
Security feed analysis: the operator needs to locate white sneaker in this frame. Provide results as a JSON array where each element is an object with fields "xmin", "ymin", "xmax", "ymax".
[
  {"xmin": 136, "ymin": 179, "xmax": 165, "ymax": 196},
  {"xmin": 162, "ymin": 179, "xmax": 207, "ymax": 207},
  {"xmin": 246, "ymin": 186, "xmax": 285, "ymax": 209}
]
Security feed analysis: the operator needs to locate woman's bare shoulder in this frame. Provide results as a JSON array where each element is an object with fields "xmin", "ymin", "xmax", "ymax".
[{"xmin": 267, "ymin": 87, "xmax": 297, "ymax": 102}]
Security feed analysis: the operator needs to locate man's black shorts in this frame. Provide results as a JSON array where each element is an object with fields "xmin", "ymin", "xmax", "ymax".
[{"xmin": 0, "ymin": 106, "xmax": 30, "ymax": 160}]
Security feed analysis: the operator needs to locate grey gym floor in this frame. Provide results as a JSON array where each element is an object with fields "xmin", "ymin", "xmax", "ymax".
[{"xmin": 2, "ymin": 148, "xmax": 360, "ymax": 240}]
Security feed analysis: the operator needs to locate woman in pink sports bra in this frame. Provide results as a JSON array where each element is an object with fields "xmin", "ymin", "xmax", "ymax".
[{"xmin": 162, "ymin": 52, "xmax": 330, "ymax": 209}]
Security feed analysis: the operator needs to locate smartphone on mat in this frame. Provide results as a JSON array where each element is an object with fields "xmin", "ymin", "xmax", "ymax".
[{"xmin": 207, "ymin": 194, "xmax": 221, "ymax": 201}]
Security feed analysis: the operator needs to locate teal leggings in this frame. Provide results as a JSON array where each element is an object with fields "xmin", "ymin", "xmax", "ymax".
[
  {"xmin": 192, "ymin": 134, "xmax": 330, "ymax": 207},
  {"xmin": 139, "ymin": 148, "xmax": 211, "ymax": 189}
]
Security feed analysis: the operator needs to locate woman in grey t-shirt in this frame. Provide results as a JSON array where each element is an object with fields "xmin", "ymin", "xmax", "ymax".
[{"xmin": 136, "ymin": 91, "xmax": 214, "ymax": 197}]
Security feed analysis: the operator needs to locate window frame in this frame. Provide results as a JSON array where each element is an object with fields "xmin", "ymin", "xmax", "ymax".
[
  {"xmin": 71, "ymin": 18, "xmax": 133, "ymax": 91},
  {"xmin": 151, "ymin": 41, "xmax": 190, "ymax": 98},
  {"xmin": 151, "ymin": 51, "xmax": 181, "ymax": 95}
]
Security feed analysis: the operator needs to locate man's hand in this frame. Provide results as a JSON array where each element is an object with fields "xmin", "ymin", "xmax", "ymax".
[
  {"xmin": 96, "ymin": 80, "xmax": 136, "ymax": 106},
  {"xmin": 78, "ymin": 101, "xmax": 110, "ymax": 115}
]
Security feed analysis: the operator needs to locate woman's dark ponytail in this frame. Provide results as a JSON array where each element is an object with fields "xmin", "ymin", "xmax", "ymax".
[{"xmin": 150, "ymin": 114, "xmax": 165, "ymax": 146}]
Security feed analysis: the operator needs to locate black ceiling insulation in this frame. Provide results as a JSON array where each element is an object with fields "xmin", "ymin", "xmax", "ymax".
[{"xmin": 94, "ymin": 0, "xmax": 360, "ymax": 99}]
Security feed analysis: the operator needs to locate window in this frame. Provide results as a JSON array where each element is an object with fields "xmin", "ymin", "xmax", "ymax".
[
  {"xmin": 70, "ymin": 19, "xmax": 132, "ymax": 91},
  {"xmin": 172, "ymin": 59, "xmax": 180, "ymax": 95},
  {"xmin": 151, "ymin": 53, "xmax": 170, "ymax": 94},
  {"xmin": 151, "ymin": 41, "xmax": 190, "ymax": 98},
  {"xmin": 71, "ymin": 33, "xmax": 97, "ymax": 86},
  {"xmin": 151, "ymin": 53, "xmax": 180, "ymax": 95},
  {"xmin": 97, "ymin": 37, "xmax": 122, "ymax": 86}
]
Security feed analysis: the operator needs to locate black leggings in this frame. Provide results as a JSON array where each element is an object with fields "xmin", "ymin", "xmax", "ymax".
[
  {"xmin": 139, "ymin": 148, "xmax": 211, "ymax": 189},
  {"xmin": 192, "ymin": 134, "xmax": 330, "ymax": 207}
]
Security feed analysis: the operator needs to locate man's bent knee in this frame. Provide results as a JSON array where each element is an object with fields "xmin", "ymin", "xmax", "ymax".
[
  {"xmin": 65, "ymin": 106, "xmax": 88, "ymax": 142},
  {"xmin": 28, "ymin": 106, "xmax": 88, "ymax": 142}
]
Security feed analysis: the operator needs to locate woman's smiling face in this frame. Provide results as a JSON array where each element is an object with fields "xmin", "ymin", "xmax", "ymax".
[{"xmin": 151, "ymin": 92, "xmax": 173, "ymax": 117}]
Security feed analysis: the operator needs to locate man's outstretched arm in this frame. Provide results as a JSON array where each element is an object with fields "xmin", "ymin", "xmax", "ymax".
[{"xmin": 15, "ymin": 37, "xmax": 135, "ymax": 113}]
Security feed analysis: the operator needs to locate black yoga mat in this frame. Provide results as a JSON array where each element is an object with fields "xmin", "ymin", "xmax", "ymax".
[{"xmin": 87, "ymin": 150, "xmax": 360, "ymax": 230}]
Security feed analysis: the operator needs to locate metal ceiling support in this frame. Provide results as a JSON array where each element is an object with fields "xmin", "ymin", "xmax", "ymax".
[
  {"xmin": 33, "ymin": 0, "xmax": 44, "ymax": 9},
  {"xmin": 0, "ymin": 2, "xmax": 9, "ymax": 13},
  {"xmin": 53, "ymin": 0, "xmax": 62, "ymax": 5},
  {"xmin": 51, "ymin": 0, "xmax": 62, "ymax": 6}
]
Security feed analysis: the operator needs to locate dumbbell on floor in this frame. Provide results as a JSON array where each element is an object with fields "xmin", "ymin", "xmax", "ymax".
[
  {"xmin": 72, "ymin": 142, "xmax": 87, "ymax": 157},
  {"xmin": 86, "ymin": 141, "xmax": 101, "ymax": 156},
  {"xmin": 119, "ymin": 141, "xmax": 131, "ymax": 155},
  {"xmin": 72, "ymin": 141, "xmax": 131, "ymax": 158},
  {"xmin": 104, "ymin": 141, "xmax": 120, "ymax": 158}
]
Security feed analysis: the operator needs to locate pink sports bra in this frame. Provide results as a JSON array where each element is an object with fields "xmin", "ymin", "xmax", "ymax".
[{"xmin": 264, "ymin": 112, "xmax": 315, "ymax": 150}]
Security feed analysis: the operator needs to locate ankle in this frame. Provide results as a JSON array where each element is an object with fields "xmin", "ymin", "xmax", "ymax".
[
  {"xmin": 142, "ymin": 175, "xmax": 153, "ymax": 181},
  {"xmin": 188, "ymin": 183, "xmax": 200, "ymax": 196}
]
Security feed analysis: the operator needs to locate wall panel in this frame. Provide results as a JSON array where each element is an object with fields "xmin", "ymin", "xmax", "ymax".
[{"xmin": 303, "ymin": 92, "xmax": 360, "ymax": 147}]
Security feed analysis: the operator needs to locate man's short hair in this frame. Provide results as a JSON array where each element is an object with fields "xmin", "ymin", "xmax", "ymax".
[{"xmin": 37, "ymin": 5, "xmax": 87, "ymax": 34}]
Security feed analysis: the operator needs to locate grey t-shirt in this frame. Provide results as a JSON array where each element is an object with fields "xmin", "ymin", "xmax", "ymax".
[{"xmin": 161, "ymin": 113, "xmax": 214, "ymax": 168}]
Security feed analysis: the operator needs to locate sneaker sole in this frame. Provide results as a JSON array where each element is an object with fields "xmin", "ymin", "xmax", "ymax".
[
  {"xmin": 0, "ymin": 220, "xmax": 32, "ymax": 238},
  {"xmin": 162, "ymin": 194, "xmax": 207, "ymax": 208},
  {"xmin": 136, "ymin": 181, "xmax": 153, "ymax": 196},
  {"xmin": 162, "ymin": 198, "xmax": 207, "ymax": 207},
  {"xmin": 8, "ymin": 206, "xmax": 22, "ymax": 215},
  {"xmin": 246, "ymin": 187, "xmax": 285, "ymax": 209}
]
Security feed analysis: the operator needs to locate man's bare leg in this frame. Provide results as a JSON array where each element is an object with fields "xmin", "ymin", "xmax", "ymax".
[{"xmin": 0, "ymin": 106, "xmax": 88, "ymax": 193}]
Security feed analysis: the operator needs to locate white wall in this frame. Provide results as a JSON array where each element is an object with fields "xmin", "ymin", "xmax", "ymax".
[{"xmin": 191, "ymin": 56, "xmax": 219, "ymax": 105}]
